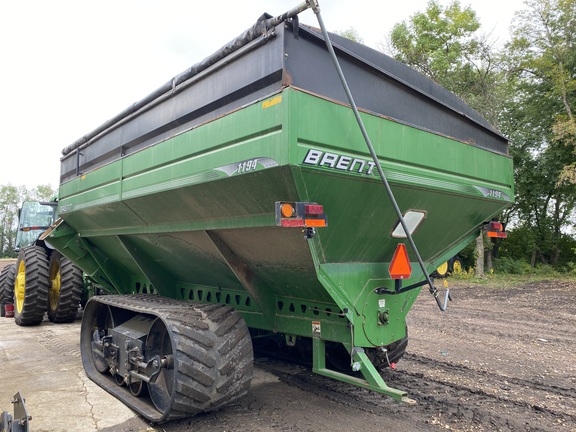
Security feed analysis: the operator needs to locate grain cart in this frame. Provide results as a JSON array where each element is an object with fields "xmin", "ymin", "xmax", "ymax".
[
  {"xmin": 46, "ymin": 1, "xmax": 513, "ymax": 423},
  {"xmin": 0, "ymin": 200, "xmax": 85, "ymax": 324}
]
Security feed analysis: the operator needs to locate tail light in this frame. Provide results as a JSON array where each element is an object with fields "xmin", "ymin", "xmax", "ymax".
[
  {"xmin": 487, "ymin": 221, "xmax": 506, "ymax": 238},
  {"xmin": 275, "ymin": 202, "xmax": 328, "ymax": 228}
]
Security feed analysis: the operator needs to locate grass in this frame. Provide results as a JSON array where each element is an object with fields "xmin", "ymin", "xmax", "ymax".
[{"xmin": 448, "ymin": 270, "xmax": 576, "ymax": 288}]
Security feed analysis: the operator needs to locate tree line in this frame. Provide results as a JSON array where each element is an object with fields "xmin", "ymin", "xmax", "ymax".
[
  {"xmin": 1, "ymin": 0, "xmax": 575, "ymax": 272},
  {"xmin": 0, "ymin": 184, "xmax": 56, "ymax": 257},
  {"xmin": 386, "ymin": 0, "xmax": 576, "ymax": 272}
]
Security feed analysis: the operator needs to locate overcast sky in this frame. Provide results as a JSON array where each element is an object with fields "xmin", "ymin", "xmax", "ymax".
[{"xmin": 0, "ymin": 0, "xmax": 526, "ymax": 189}]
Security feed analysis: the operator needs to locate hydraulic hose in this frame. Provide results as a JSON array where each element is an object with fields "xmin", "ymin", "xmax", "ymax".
[{"xmin": 307, "ymin": 0, "xmax": 450, "ymax": 311}]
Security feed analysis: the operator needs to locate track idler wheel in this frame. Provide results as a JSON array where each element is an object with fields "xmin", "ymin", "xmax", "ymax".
[{"xmin": 81, "ymin": 295, "xmax": 254, "ymax": 423}]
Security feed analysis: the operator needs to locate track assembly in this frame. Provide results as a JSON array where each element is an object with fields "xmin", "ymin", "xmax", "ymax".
[{"xmin": 81, "ymin": 295, "xmax": 253, "ymax": 423}]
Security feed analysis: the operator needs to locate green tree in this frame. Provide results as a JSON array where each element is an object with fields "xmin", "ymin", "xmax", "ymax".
[
  {"xmin": 0, "ymin": 184, "xmax": 20, "ymax": 257},
  {"xmin": 388, "ymin": 0, "xmax": 505, "ymax": 124},
  {"xmin": 0, "ymin": 183, "xmax": 57, "ymax": 257},
  {"xmin": 334, "ymin": 27, "xmax": 364, "ymax": 44},
  {"xmin": 504, "ymin": 0, "xmax": 576, "ymax": 265},
  {"xmin": 389, "ymin": 0, "xmax": 509, "ymax": 275},
  {"xmin": 33, "ymin": 184, "xmax": 57, "ymax": 201}
]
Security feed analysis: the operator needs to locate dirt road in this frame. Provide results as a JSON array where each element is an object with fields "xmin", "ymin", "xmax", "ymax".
[
  {"xmin": 1, "ymin": 278, "xmax": 575, "ymax": 431},
  {"xmin": 154, "ymin": 277, "xmax": 576, "ymax": 432}
]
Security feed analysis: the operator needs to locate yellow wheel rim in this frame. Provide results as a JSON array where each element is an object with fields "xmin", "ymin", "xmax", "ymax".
[
  {"xmin": 49, "ymin": 260, "xmax": 61, "ymax": 312},
  {"xmin": 452, "ymin": 260, "xmax": 463, "ymax": 274},
  {"xmin": 15, "ymin": 261, "xmax": 26, "ymax": 314},
  {"xmin": 436, "ymin": 261, "xmax": 448, "ymax": 277}
]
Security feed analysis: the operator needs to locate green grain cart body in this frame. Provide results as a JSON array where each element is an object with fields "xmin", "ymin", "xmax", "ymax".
[{"xmin": 47, "ymin": 14, "xmax": 513, "ymax": 422}]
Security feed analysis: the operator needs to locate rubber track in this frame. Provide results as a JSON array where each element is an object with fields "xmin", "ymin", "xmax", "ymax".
[
  {"xmin": 82, "ymin": 295, "xmax": 254, "ymax": 423},
  {"xmin": 48, "ymin": 255, "xmax": 83, "ymax": 323},
  {"xmin": 15, "ymin": 246, "xmax": 49, "ymax": 326}
]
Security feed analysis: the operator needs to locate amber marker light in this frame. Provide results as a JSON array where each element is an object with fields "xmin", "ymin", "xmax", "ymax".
[
  {"xmin": 275, "ymin": 201, "xmax": 328, "ymax": 229},
  {"xmin": 304, "ymin": 219, "xmax": 327, "ymax": 227},
  {"xmin": 281, "ymin": 203, "xmax": 295, "ymax": 218},
  {"xmin": 487, "ymin": 221, "xmax": 507, "ymax": 238}
]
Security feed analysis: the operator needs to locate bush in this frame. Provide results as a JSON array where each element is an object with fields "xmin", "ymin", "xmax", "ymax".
[{"xmin": 493, "ymin": 257, "xmax": 534, "ymax": 274}]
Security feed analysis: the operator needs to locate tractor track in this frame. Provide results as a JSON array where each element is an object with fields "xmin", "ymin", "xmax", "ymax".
[
  {"xmin": 403, "ymin": 352, "xmax": 576, "ymax": 402},
  {"xmin": 394, "ymin": 354, "xmax": 576, "ymax": 431},
  {"xmin": 255, "ymin": 352, "xmax": 575, "ymax": 431},
  {"xmin": 82, "ymin": 295, "xmax": 254, "ymax": 423},
  {"xmin": 35, "ymin": 326, "xmax": 82, "ymax": 359}
]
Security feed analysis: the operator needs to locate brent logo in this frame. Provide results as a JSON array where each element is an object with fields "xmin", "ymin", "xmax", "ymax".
[{"xmin": 303, "ymin": 149, "xmax": 376, "ymax": 175}]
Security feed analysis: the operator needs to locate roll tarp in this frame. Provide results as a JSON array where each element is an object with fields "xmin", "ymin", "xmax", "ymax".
[{"xmin": 61, "ymin": 13, "xmax": 276, "ymax": 156}]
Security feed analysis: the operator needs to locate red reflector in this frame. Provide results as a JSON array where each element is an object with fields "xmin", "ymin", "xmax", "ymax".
[
  {"xmin": 305, "ymin": 204, "xmax": 324, "ymax": 215},
  {"xmin": 389, "ymin": 244, "xmax": 412, "ymax": 279},
  {"xmin": 281, "ymin": 219, "xmax": 305, "ymax": 227},
  {"xmin": 489, "ymin": 221, "xmax": 503, "ymax": 232}
]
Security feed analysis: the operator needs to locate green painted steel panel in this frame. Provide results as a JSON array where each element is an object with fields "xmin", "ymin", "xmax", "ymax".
[{"xmin": 49, "ymin": 87, "xmax": 513, "ymax": 348}]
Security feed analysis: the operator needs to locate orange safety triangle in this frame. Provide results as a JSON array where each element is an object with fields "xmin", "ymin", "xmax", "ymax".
[{"xmin": 389, "ymin": 243, "xmax": 412, "ymax": 279}]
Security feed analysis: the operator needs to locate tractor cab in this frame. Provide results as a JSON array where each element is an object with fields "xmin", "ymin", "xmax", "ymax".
[{"xmin": 14, "ymin": 201, "xmax": 57, "ymax": 251}]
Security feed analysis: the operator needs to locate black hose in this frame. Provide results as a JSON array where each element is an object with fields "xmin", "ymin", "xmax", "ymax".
[{"xmin": 308, "ymin": 0, "xmax": 450, "ymax": 311}]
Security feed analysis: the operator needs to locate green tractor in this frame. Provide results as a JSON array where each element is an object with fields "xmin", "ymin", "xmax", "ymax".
[
  {"xmin": 0, "ymin": 201, "xmax": 86, "ymax": 325},
  {"xmin": 433, "ymin": 255, "xmax": 464, "ymax": 278}
]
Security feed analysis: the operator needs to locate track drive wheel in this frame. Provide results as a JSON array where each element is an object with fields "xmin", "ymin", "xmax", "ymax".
[
  {"xmin": 14, "ymin": 246, "xmax": 49, "ymax": 326},
  {"xmin": 0, "ymin": 263, "xmax": 16, "ymax": 317},
  {"xmin": 147, "ymin": 303, "xmax": 254, "ymax": 420},
  {"xmin": 48, "ymin": 252, "xmax": 83, "ymax": 323}
]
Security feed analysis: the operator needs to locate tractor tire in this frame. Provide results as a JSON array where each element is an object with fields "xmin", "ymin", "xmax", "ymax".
[
  {"xmin": 450, "ymin": 256, "xmax": 464, "ymax": 275},
  {"xmin": 14, "ymin": 246, "xmax": 49, "ymax": 326},
  {"xmin": 48, "ymin": 252, "xmax": 83, "ymax": 323},
  {"xmin": 0, "ymin": 263, "xmax": 16, "ymax": 317},
  {"xmin": 433, "ymin": 261, "xmax": 449, "ymax": 278}
]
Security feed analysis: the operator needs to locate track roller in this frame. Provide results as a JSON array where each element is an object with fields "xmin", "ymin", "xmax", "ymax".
[{"xmin": 80, "ymin": 295, "xmax": 253, "ymax": 423}]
